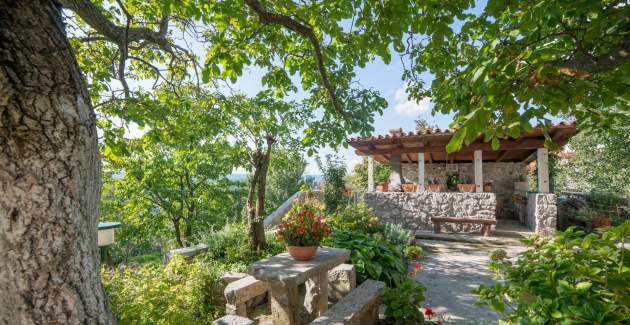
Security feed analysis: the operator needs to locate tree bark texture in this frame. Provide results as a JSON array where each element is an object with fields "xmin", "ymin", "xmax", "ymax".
[
  {"xmin": 0, "ymin": 1, "xmax": 114, "ymax": 324},
  {"xmin": 246, "ymin": 150, "xmax": 267, "ymax": 252}
]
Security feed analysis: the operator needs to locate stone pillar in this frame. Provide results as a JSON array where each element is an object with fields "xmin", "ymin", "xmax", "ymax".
[
  {"xmin": 527, "ymin": 193, "xmax": 557, "ymax": 235},
  {"xmin": 537, "ymin": 148, "xmax": 550, "ymax": 193},
  {"xmin": 389, "ymin": 155, "xmax": 403, "ymax": 192},
  {"xmin": 474, "ymin": 150, "xmax": 483, "ymax": 193},
  {"xmin": 417, "ymin": 152, "xmax": 425, "ymax": 192},
  {"xmin": 367, "ymin": 156, "xmax": 374, "ymax": 192}
]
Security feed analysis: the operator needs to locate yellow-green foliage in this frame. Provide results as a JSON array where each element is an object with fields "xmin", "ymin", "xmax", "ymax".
[
  {"xmin": 102, "ymin": 255, "xmax": 227, "ymax": 325},
  {"xmin": 328, "ymin": 203, "xmax": 380, "ymax": 234}
]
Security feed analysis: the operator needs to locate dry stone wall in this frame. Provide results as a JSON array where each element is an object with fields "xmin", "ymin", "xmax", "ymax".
[
  {"xmin": 363, "ymin": 192, "xmax": 497, "ymax": 232},
  {"xmin": 401, "ymin": 162, "xmax": 526, "ymax": 219}
]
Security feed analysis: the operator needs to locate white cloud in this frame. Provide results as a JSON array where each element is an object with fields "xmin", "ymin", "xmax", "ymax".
[{"xmin": 393, "ymin": 85, "xmax": 433, "ymax": 116}]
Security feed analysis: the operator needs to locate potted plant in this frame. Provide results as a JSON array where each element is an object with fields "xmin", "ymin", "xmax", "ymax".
[
  {"xmin": 376, "ymin": 181, "xmax": 389, "ymax": 192},
  {"xmin": 455, "ymin": 176, "xmax": 475, "ymax": 193},
  {"xmin": 402, "ymin": 183, "xmax": 417, "ymax": 192},
  {"xmin": 483, "ymin": 181, "xmax": 493, "ymax": 193},
  {"xmin": 426, "ymin": 178, "xmax": 442, "ymax": 192},
  {"xmin": 275, "ymin": 201, "xmax": 332, "ymax": 261}
]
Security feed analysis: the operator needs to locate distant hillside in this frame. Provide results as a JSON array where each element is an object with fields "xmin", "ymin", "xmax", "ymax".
[{"xmin": 228, "ymin": 173, "xmax": 323, "ymax": 184}]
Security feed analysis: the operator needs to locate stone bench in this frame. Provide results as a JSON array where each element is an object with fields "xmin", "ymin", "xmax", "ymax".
[
  {"xmin": 328, "ymin": 264, "xmax": 356, "ymax": 303},
  {"xmin": 431, "ymin": 217, "xmax": 497, "ymax": 237},
  {"xmin": 310, "ymin": 279, "xmax": 385, "ymax": 325},
  {"xmin": 165, "ymin": 243, "xmax": 209, "ymax": 264},
  {"xmin": 224, "ymin": 275, "xmax": 270, "ymax": 317}
]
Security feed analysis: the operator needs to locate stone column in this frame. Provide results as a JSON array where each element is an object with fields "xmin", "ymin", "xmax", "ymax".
[
  {"xmin": 367, "ymin": 156, "xmax": 374, "ymax": 192},
  {"xmin": 269, "ymin": 285, "xmax": 300, "ymax": 325},
  {"xmin": 537, "ymin": 148, "xmax": 550, "ymax": 193},
  {"xmin": 474, "ymin": 150, "xmax": 483, "ymax": 193},
  {"xmin": 417, "ymin": 152, "xmax": 425, "ymax": 192},
  {"xmin": 389, "ymin": 155, "xmax": 404, "ymax": 192}
]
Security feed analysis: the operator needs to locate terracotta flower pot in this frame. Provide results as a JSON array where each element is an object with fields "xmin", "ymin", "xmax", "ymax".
[
  {"xmin": 591, "ymin": 215, "xmax": 611, "ymax": 228},
  {"xmin": 426, "ymin": 184, "xmax": 442, "ymax": 192},
  {"xmin": 457, "ymin": 184, "xmax": 476, "ymax": 193},
  {"xmin": 402, "ymin": 183, "xmax": 417, "ymax": 192},
  {"xmin": 376, "ymin": 182, "xmax": 388, "ymax": 192},
  {"xmin": 288, "ymin": 246, "xmax": 318, "ymax": 261}
]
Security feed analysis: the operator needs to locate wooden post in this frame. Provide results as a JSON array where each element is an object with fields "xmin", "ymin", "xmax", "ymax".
[
  {"xmin": 537, "ymin": 148, "xmax": 549, "ymax": 193},
  {"xmin": 367, "ymin": 156, "xmax": 374, "ymax": 192},
  {"xmin": 474, "ymin": 150, "xmax": 483, "ymax": 193},
  {"xmin": 418, "ymin": 152, "xmax": 425, "ymax": 192}
]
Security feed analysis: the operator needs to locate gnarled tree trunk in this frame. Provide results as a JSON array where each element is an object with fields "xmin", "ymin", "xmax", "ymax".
[{"xmin": 0, "ymin": 1, "xmax": 113, "ymax": 323}]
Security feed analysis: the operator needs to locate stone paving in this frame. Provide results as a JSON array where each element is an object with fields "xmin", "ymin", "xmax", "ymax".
[{"xmin": 414, "ymin": 239, "xmax": 527, "ymax": 324}]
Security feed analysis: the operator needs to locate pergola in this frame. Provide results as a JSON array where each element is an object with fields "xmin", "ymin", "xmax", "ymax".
[{"xmin": 347, "ymin": 122, "xmax": 578, "ymax": 193}]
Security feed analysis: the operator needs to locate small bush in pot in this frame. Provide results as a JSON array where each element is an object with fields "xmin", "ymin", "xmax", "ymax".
[{"xmin": 275, "ymin": 201, "xmax": 332, "ymax": 260}]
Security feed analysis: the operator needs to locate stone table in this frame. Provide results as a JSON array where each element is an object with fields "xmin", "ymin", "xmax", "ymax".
[{"xmin": 249, "ymin": 246, "xmax": 350, "ymax": 325}]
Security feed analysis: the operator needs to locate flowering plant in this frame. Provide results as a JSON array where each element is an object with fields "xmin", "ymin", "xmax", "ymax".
[{"xmin": 275, "ymin": 201, "xmax": 331, "ymax": 246}]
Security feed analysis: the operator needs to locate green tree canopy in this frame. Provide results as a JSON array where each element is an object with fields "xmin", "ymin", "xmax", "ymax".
[
  {"xmin": 552, "ymin": 126, "xmax": 630, "ymax": 196},
  {"xmin": 403, "ymin": 0, "xmax": 630, "ymax": 152}
]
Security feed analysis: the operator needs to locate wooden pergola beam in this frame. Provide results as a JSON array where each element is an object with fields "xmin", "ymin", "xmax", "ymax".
[
  {"xmin": 496, "ymin": 150, "xmax": 508, "ymax": 162},
  {"xmin": 356, "ymin": 138, "xmax": 547, "ymax": 156}
]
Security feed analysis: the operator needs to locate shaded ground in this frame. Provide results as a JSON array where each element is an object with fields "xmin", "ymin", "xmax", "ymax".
[{"xmin": 415, "ymin": 239, "xmax": 526, "ymax": 324}]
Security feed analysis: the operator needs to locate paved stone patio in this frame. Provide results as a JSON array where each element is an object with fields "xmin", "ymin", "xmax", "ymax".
[{"xmin": 414, "ymin": 239, "xmax": 526, "ymax": 324}]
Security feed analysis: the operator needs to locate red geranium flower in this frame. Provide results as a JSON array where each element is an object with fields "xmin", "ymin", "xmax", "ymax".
[
  {"xmin": 415, "ymin": 263, "xmax": 422, "ymax": 272},
  {"xmin": 424, "ymin": 308, "xmax": 434, "ymax": 316}
]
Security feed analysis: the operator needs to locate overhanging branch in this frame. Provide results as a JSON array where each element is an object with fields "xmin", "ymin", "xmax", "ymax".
[
  {"xmin": 549, "ymin": 36, "xmax": 630, "ymax": 76},
  {"xmin": 244, "ymin": 0, "xmax": 347, "ymax": 118}
]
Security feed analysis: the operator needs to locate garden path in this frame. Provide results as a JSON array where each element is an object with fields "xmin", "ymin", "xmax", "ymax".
[{"xmin": 414, "ymin": 239, "xmax": 526, "ymax": 324}]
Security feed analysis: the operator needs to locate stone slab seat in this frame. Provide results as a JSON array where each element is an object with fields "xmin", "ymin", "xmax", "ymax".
[
  {"xmin": 431, "ymin": 217, "xmax": 497, "ymax": 237},
  {"xmin": 211, "ymin": 315, "xmax": 254, "ymax": 325},
  {"xmin": 224, "ymin": 275, "xmax": 270, "ymax": 316},
  {"xmin": 310, "ymin": 279, "xmax": 385, "ymax": 325}
]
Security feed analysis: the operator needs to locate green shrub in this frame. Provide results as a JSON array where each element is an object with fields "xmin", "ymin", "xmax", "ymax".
[
  {"xmin": 381, "ymin": 223, "xmax": 413, "ymax": 246},
  {"xmin": 404, "ymin": 245, "xmax": 424, "ymax": 260},
  {"xmin": 328, "ymin": 203, "xmax": 380, "ymax": 234},
  {"xmin": 382, "ymin": 278, "xmax": 426, "ymax": 324},
  {"xmin": 475, "ymin": 221, "xmax": 630, "ymax": 323},
  {"xmin": 201, "ymin": 222, "xmax": 284, "ymax": 271},
  {"xmin": 324, "ymin": 230, "xmax": 407, "ymax": 287},
  {"xmin": 102, "ymin": 255, "xmax": 228, "ymax": 324}
]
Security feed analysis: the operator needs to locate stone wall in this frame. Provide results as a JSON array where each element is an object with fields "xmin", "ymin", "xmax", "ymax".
[
  {"xmin": 401, "ymin": 162, "xmax": 526, "ymax": 219},
  {"xmin": 363, "ymin": 192, "xmax": 496, "ymax": 232},
  {"xmin": 527, "ymin": 193, "xmax": 557, "ymax": 236}
]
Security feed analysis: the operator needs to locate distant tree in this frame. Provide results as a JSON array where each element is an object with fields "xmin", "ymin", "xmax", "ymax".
[
  {"xmin": 347, "ymin": 158, "xmax": 391, "ymax": 191},
  {"xmin": 101, "ymin": 88, "xmax": 237, "ymax": 248},
  {"xmin": 414, "ymin": 117, "xmax": 437, "ymax": 133},
  {"xmin": 265, "ymin": 149, "xmax": 308, "ymax": 213},
  {"xmin": 227, "ymin": 93, "xmax": 310, "ymax": 251},
  {"xmin": 551, "ymin": 127, "xmax": 630, "ymax": 196},
  {"xmin": 404, "ymin": 0, "xmax": 630, "ymax": 152},
  {"xmin": 317, "ymin": 155, "xmax": 347, "ymax": 213}
]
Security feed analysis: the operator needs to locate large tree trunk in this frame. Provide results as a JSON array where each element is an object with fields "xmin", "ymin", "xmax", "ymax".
[{"xmin": 0, "ymin": 1, "xmax": 114, "ymax": 324}]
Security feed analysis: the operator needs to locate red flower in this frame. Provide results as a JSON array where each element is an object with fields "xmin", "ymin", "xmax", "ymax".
[
  {"xmin": 298, "ymin": 227, "xmax": 305, "ymax": 234},
  {"xmin": 408, "ymin": 271, "xmax": 416, "ymax": 277},
  {"xmin": 313, "ymin": 220, "xmax": 321, "ymax": 229},
  {"xmin": 424, "ymin": 308, "xmax": 434, "ymax": 316},
  {"xmin": 415, "ymin": 263, "xmax": 422, "ymax": 272}
]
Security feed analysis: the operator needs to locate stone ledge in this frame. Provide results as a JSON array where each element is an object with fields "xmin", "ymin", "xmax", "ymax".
[
  {"xmin": 212, "ymin": 315, "xmax": 254, "ymax": 325},
  {"xmin": 310, "ymin": 279, "xmax": 385, "ymax": 325}
]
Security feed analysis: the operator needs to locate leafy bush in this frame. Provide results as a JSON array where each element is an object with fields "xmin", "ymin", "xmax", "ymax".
[
  {"xmin": 382, "ymin": 278, "xmax": 426, "ymax": 324},
  {"xmin": 324, "ymin": 230, "xmax": 407, "ymax": 287},
  {"xmin": 380, "ymin": 223, "xmax": 413, "ymax": 246},
  {"xmin": 475, "ymin": 222, "xmax": 630, "ymax": 323},
  {"xmin": 201, "ymin": 222, "xmax": 284, "ymax": 270},
  {"xmin": 327, "ymin": 203, "xmax": 380, "ymax": 234},
  {"xmin": 102, "ymin": 255, "xmax": 227, "ymax": 324},
  {"xmin": 404, "ymin": 245, "xmax": 424, "ymax": 260},
  {"xmin": 317, "ymin": 154, "xmax": 347, "ymax": 213}
]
